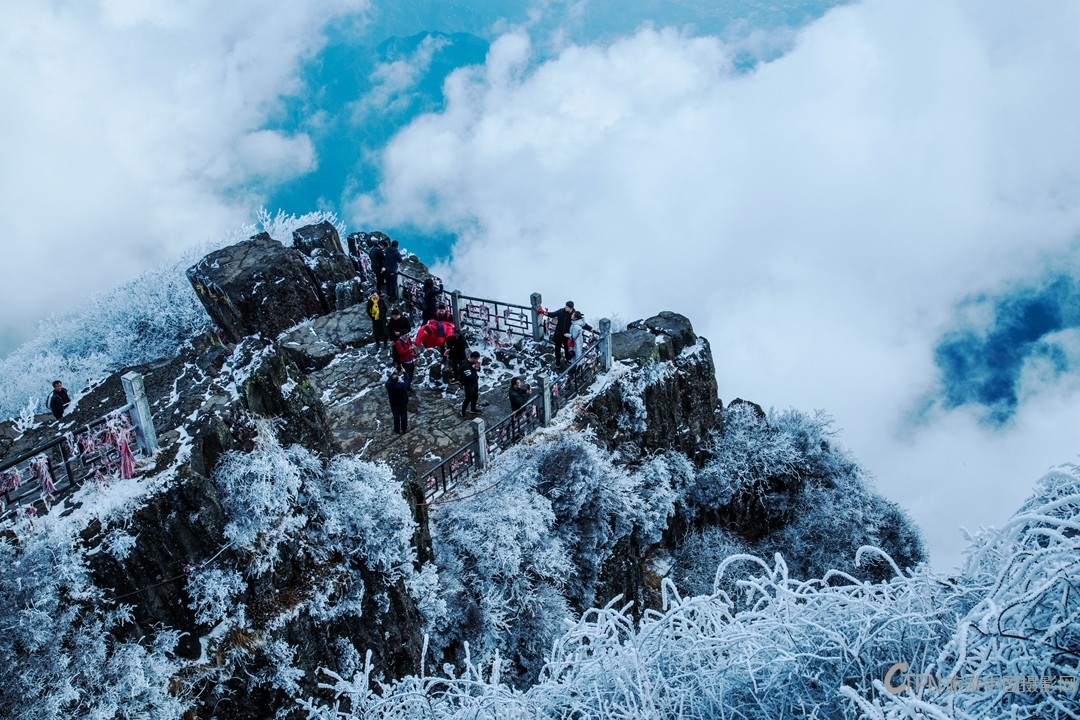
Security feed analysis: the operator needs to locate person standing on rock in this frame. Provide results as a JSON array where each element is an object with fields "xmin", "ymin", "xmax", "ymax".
[
  {"xmin": 385, "ymin": 368, "xmax": 411, "ymax": 433},
  {"xmin": 459, "ymin": 351, "xmax": 482, "ymax": 417},
  {"xmin": 538, "ymin": 301, "xmax": 575, "ymax": 368},
  {"xmin": 383, "ymin": 240, "xmax": 404, "ymax": 301},
  {"xmin": 48, "ymin": 380, "xmax": 71, "ymax": 419},
  {"xmin": 369, "ymin": 240, "xmax": 386, "ymax": 294},
  {"xmin": 367, "ymin": 291, "xmax": 389, "ymax": 350}
]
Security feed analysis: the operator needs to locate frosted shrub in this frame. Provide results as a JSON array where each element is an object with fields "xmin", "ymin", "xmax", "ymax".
[
  {"xmin": 0, "ymin": 209, "xmax": 342, "ymax": 420},
  {"xmin": 680, "ymin": 405, "xmax": 925, "ymax": 582},
  {"xmin": 630, "ymin": 451, "xmax": 689, "ymax": 546},
  {"xmin": 187, "ymin": 566, "xmax": 248, "ymax": 627},
  {"xmin": 306, "ymin": 455, "xmax": 416, "ymax": 577},
  {"xmin": 670, "ymin": 525, "xmax": 750, "ymax": 597},
  {"xmin": 534, "ymin": 434, "xmax": 644, "ymax": 611},
  {"xmin": 688, "ymin": 403, "xmax": 798, "ymax": 511},
  {"xmin": 256, "ymin": 208, "xmax": 345, "ymax": 245},
  {"xmin": 431, "ymin": 444, "xmax": 573, "ymax": 684},
  {"xmin": 849, "ymin": 464, "xmax": 1080, "ymax": 719},
  {"xmin": 12, "ymin": 396, "xmax": 41, "ymax": 433},
  {"xmin": 0, "ymin": 527, "xmax": 184, "ymax": 720},
  {"xmin": 213, "ymin": 424, "xmax": 321, "ymax": 575}
]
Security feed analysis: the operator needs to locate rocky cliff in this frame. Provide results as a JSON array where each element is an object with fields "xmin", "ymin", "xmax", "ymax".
[{"xmin": 0, "ymin": 224, "xmax": 925, "ymax": 719}]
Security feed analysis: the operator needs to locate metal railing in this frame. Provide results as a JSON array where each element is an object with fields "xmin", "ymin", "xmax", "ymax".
[
  {"xmin": 457, "ymin": 294, "xmax": 533, "ymax": 347},
  {"xmin": 419, "ymin": 331, "xmax": 606, "ymax": 504},
  {"xmin": 551, "ymin": 334, "xmax": 602, "ymax": 414},
  {"xmin": 420, "ymin": 439, "xmax": 478, "ymax": 502},
  {"xmin": 0, "ymin": 408, "xmax": 138, "ymax": 519},
  {"xmin": 484, "ymin": 394, "xmax": 543, "ymax": 461}
]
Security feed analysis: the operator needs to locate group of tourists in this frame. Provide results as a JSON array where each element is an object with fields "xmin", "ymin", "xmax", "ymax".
[
  {"xmin": 369, "ymin": 267, "xmax": 586, "ymax": 438},
  {"xmin": 366, "ymin": 238, "xmax": 404, "ymax": 302}
]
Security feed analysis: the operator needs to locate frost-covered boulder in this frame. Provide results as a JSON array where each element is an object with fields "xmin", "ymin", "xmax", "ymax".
[
  {"xmin": 590, "ymin": 313, "xmax": 720, "ymax": 457},
  {"xmin": 186, "ymin": 234, "xmax": 327, "ymax": 343},
  {"xmin": 277, "ymin": 304, "xmax": 375, "ymax": 372},
  {"xmin": 611, "ymin": 326, "xmax": 656, "ymax": 361},
  {"xmin": 291, "ymin": 221, "xmax": 357, "ymax": 300}
]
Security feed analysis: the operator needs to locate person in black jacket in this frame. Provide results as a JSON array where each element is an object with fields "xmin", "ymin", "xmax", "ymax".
[
  {"xmin": 509, "ymin": 377, "xmax": 531, "ymax": 412},
  {"xmin": 421, "ymin": 277, "xmax": 443, "ymax": 322},
  {"xmin": 48, "ymin": 380, "xmax": 70, "ymax": 419},
  {"xmin": 369, "ymin": 241, "xmax": 386, "ymax": 293},
  {"xmin": 385, "ymin": 369, "xmax": 411, "ymax": 433},
  {"xmin": 387, "ymin": 308, "xmax": 412, "ymax": 344},
  {"xmin": 459, "ymin": 351, "xmax": 482, "ymax": 417},
  {"xmin": 508, "ymin": 377, "xmax": 532, "ymax": 438},
  {"xmin": 444, "ymin": 329, "xmax": 468, "ymax": 382},
  {"xmin": 383, "ymin": 240, "xmax": 403, "ymax": 301},
  {"xmin": 539, "ymin": 301, "xmax": 575, "ymax": 367},
  {"xmin": 366, "ymin": 292, "xmax": 389, "ymax": 349}
]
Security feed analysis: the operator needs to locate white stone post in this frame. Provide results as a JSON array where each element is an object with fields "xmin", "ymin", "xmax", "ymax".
[
  {"xmin": 472, "ymin": 417, "xmax": 488, "ymax": 469},
  {"xmin": 538, "ymin": 373, "xmax": 552, "ymax": 427},
  {"xmin": 121, "ymin": 371, "xmax": 158, "ymax": 455},
  {"xmin": 599, "ymin": 317, "xmax": 612, "ymax": 372}
]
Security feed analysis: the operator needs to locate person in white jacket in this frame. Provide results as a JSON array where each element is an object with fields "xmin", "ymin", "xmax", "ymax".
[{"xmin": 566, "ymin": 312, "xmax": 592, "ymax": 364}]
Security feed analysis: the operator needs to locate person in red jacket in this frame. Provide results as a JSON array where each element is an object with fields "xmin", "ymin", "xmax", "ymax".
[
  {"xmin": 415, "ymin": 318, "xmax": 455, "ymax": 349},
  {"xmin": 393, "ymin": 333, "xmax": 417, "ymax": 385}
]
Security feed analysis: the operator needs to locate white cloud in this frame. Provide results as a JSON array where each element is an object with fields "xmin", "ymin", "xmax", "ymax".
[
  {"xmin": 0, "ymin": 0, "xmax": 368, "ymax": 352},
  {"xmin": 352, "ymin": 34, "xmax": 452, "ymax": 119},
  {"xmin": 351, "ymin": 0, "xmax": 1080, "ymax": 570}
]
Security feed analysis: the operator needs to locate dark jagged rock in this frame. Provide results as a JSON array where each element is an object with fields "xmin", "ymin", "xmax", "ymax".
[
  {"xmin": 85, "ymin": 468, "xmax": 230, "ymax": 660},
  {"xmin": 186, "ymin": 234, "xmax": 327, "ymax": 343},
  {"xmin": 277, "ymin": 303, "xmax": 376, "ymax": 373},
  {"xmin": 588, "ymin": 313, "xmax": 721, "ymax": 458},
  {"xmin": 292, "ymin": 220, "xmax": 344, "ymax": 256},
  {"xmin": 236, "ymin": 338, "xmax": 335, "ymax": 457},
  {"xmin": 611, "ymin": 327, "xmax": 656, "ymax": 361},
  {"xmin": 638, "ymin": 311, "xmax": 697, "ymax": 356}
]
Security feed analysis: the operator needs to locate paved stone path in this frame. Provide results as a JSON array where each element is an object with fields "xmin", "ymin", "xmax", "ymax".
[{"xmin": 308, "ymin": 339, "xmax": 550, "ymax": 478}]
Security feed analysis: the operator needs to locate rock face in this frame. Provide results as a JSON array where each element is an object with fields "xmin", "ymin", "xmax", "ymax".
[
  {"xmin": 291, "ymin": 221, "xmax": 357, "ymax": 305},
  {"xmin": 0, "ymin": 227, "xmax": 928, "ymax": 719},
  {"xmin": 278, "ymin": 304, "xmax": 375, "ymax": 372},
  {"xmin": 186, "ymin": 234, "xmax": 329, "ymax": 343},
  {"xmin": 587, "ymin": 312, "xmax": 721, "ymax": 459}
]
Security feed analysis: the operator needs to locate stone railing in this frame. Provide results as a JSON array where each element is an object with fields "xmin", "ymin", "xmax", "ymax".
[{"xmin": 0, "ymin": 372, "xmax": 158, "ymax": 520}]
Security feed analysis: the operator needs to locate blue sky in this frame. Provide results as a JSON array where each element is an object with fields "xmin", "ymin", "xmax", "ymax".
[{"xmin": 4, "ymin": 0, "xmax": 1080, "ymax": 570}]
